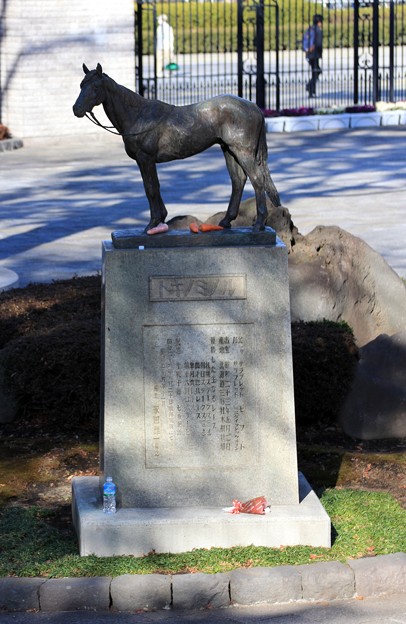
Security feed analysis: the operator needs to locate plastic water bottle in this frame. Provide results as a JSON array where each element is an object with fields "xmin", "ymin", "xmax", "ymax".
[{"xmin": 103, "ymin": 476, "xmax": 116, "ymax": 514}]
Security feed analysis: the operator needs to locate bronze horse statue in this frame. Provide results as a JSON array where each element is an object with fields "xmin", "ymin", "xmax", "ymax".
[{"xmin": 73, "ymin": 63, "xmax": 281, "ymax": 233}]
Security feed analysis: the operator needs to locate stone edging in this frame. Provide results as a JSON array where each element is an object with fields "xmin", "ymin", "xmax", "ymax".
[
  {"xmin": 0, "ymin": 267, "xmax": 19, "ymax": 293},
  {"xmin": 265, "ymin": 110, "xmax": 406, "ymax": 133},
  {"xmin": 0, "ymin": 553, "xmax": 404, "ymax": 613}
]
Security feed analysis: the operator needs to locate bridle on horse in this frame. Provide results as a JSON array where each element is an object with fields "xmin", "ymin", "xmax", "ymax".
[
  {"xmin": 85, "ymin": 111, "xmax": 123, "ymax": 136},
  {"xmin": 85, "ymin": 111, "xmax": 156, "ymax": 137}
]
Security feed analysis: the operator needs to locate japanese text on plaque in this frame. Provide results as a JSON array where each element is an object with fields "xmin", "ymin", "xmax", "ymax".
[
  {"xmin": 149, "ymin": 275, "xmax": 246, "ymax": 301},
  {"xmin": 144, "ymin": 324, "xmax": 257, "ymax": 468}
]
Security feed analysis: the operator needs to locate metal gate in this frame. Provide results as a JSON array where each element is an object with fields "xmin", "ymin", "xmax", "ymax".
[
  {"xmin": 237, "ymin": 0, "xmax": 280, "ymax": 109},
  {"xmin": 354, "ymin": 0, "xmax": 406, "ymax": 104},
  {"xmin": 135, "ymin": 0, "xmax": 406, "ymax": 110}
]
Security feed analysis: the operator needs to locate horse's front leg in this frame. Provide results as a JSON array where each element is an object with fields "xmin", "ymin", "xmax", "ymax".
[
  {"xmin": 136, "ymin": 156, "xmax": 168, "ymax": 232},
  {"xmin": 218, "ymin": 149, "xmax": 247, "ymax": 229}
]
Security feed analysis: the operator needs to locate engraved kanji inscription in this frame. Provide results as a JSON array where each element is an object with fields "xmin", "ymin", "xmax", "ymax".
[
  {"xmin": 143, "ymin": 324, "xmax": 257, "ymax": 468},
  {"xmin": 149, "ymin": 275, "xmax": 246, "ymax": 301}
]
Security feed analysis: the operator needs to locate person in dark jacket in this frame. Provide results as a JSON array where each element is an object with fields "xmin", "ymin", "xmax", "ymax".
[{"xmin": 305, "ymin": 14, "xmax": 323, "ymax": 98}]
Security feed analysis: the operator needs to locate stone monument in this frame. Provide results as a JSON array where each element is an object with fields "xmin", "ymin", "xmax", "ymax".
[{"xmin": 72, "ymin": 227, "xmax": 331, "ymax": 556}]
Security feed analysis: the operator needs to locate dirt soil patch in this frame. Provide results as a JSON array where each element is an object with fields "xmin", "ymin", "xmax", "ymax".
[{"xmin": 0, "ymin": 276, "xmax": 404, "ymax": 523}]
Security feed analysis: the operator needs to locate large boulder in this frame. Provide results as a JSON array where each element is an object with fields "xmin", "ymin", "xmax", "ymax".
[
  {"xmin": 289, "ymin": 225, "xmax": 406, "ymax": 348},
  {"xmin": 206, "ymin": 197, "xmax": 406, "ymax": 348},
  {"xmin": 339, "ymin": 331, "xmax": 406, "ymax": 439}
]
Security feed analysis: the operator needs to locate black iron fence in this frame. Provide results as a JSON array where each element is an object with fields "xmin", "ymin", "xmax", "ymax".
[{"xmin": 135, "ymin": 0, "xmax": 406, "ymax": 110}]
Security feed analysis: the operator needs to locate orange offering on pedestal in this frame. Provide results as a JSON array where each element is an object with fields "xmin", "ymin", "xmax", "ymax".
[
  {"xmin": 229, "ymin": 496, "xmax": 269, "ymax": 515},
  {"xmin": 199, "ymin": 223, "xmax": 224, "ymax": 232}
]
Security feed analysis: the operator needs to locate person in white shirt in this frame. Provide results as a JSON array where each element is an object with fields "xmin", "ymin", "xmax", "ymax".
[{"xmin": 156, "ymin": 14, "xmax": 174, "ymax": 77}]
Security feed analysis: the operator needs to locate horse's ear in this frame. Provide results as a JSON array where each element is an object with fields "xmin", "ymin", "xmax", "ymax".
[
  {"xmin": 96, "ymin": 63, "xmax": 103, "ymax": 76},
  {"xmin": 83, "ymin": 63, "xmax": 90, "ymax": 75}
]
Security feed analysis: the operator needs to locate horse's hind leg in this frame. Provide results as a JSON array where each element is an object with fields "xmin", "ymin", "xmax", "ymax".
[
  {"xmin": 218, "ymin": 148, "xmax": 247, "ymax": 229},
  {"xmin": 239, "ymin": 158, "xmax": 268, "ymax": 231},
  {"xmin": 252, "ymin": 183, "xmax": 268, "ymax": 232},
  {"xmin": 257, "ymin": 120, "xmax": 281, "ymax": 208},
  {"xmin": 250, "ymin": 161, "xmax": 282, "ymax": 230},
  {"xmin": 227, "ymin": 150, "xmax": 268, "ymax": 231},
  {"xmin": 247, "ymin": 120, "xmax": 281, "ymax": 229}
]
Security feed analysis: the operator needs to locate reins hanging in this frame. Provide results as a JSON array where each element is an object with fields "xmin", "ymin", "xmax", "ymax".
[
  {"xmin": 85, "ymin": 112, "xmax": 121, "ymax": 135},
  {"xmin": 85, "ymin": 111, "xmax": 158, "ymax": 138}
]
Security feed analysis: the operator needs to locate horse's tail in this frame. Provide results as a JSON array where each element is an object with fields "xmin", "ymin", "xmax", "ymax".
[{"xmin": 257, "ymin": 117, "xmax": 281, "ymax": 208}]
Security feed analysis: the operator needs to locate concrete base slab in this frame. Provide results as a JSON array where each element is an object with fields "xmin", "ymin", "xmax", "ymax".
[
  {"xmin": 72, "ymin": 473, "xmax": 331, "ymax": 556},
  {"xmin": 0, "ymin": 267, "xmax": 19, "ymax": 292}
]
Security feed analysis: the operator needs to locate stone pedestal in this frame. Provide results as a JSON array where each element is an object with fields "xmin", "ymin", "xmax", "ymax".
[{"xmin": 73, "ymin": 227, "xmax": 331, "ymax": 554}]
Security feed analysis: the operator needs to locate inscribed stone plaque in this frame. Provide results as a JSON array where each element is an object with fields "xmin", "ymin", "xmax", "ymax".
[
  {"xmin": 143, "ymin": 323, "xmax": 257, "ymax": 469},
  {"xmin": 149, "ymin": 274, "xmax": 246, "ymax": 302}
]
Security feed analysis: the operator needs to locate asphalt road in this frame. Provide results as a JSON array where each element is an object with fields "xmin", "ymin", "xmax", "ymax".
[{"xmin": 0, "ymin": 593, "xmax": 405, "ymax": 623}]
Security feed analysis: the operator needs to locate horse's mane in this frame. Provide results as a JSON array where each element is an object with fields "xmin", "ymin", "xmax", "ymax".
[{"xmin": 103, "ymin": 73, "xmax": 141, "ymax": 107}]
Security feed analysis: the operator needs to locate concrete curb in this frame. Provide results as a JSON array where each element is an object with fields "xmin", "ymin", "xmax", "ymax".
[
  {"xmin": 265, "ymin": 110, "xmax": 406, "ymax": 133},
  {"xmin": 0, "ymin": 267, "xmax": 19, "ymax": 292},
  {"xmin": 0, "ymin": 553, "xmax": 404, "ymax": 613}
]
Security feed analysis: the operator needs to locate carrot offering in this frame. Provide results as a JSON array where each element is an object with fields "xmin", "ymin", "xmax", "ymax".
[
  {"xmin": 189, "ymin": 223, "xmax": 200, "ymax": 233},
  {"xmin": 199, "ymin": 223, "xmax": 224, "ymax": 232}
]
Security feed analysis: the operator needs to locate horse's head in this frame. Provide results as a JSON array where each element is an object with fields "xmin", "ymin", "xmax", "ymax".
[{"xmin": 73, "ymin": 63, "xmax": 105, "ymax": 118}]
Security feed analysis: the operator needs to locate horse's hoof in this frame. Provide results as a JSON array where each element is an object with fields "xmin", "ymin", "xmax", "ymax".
[
  {"xmin": 253, "ymin": 222, "xmax": 266, "ymax": 232},
  {"xmin": 218, "ymin": 219, "xmax": 231, "ymax": 229}
]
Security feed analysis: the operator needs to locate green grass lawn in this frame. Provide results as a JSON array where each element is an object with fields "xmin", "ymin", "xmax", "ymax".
[{"xmin": 1, "ymin": 489, "xmax": 404, "ymax": 578}]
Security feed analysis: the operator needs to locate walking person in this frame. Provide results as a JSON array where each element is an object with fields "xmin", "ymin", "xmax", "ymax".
[
  {"xmin": 156, "ymin": 14, "xmax": 175, "ymax": 78},
  {"xmin": 303, "ymin": 14, "xmax": 323, "ymax": 98}
]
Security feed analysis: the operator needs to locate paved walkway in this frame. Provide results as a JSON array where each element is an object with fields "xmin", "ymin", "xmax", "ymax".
[
  {"xmin": 0, "ymin": 593, "xmax": 405, "ymax": 623},
  {"xmin": 0, "ymin": 125, "xmax": 405, "ymax": 288}
]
